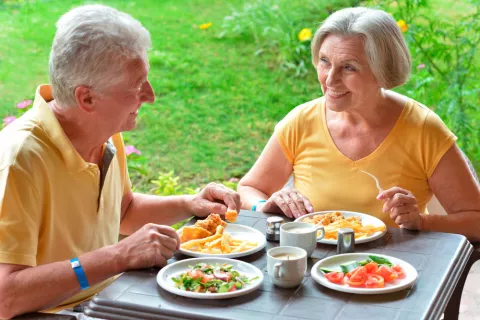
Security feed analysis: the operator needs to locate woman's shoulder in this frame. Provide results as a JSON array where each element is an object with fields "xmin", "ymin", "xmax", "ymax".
[
  {"xmin": 387, "ymin": 91, "xmax": 441, "ymax": 125},
  {"xmin": 283, "ymin": 96, "xmax": 324, "ymax": 122}
]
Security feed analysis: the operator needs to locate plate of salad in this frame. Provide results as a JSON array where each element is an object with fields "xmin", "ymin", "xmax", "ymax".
[
  {"xmin": 157, "ymin": 257, "xmax": 264, "ymax": 299},
  {"xmin": 311, "ymin": 253, "xmax": 418, "ymax": 294}
]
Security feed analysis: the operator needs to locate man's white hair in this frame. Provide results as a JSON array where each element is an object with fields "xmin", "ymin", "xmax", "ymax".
[
  {"xmin": 49, "ymin": 4, "xmax": 152, "ymax": 107},
  {"xmin": 311, "ymin": 7, "xmax": 411, "ymax": 89}
]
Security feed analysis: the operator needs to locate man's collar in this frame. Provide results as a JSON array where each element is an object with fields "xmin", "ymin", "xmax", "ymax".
[{"xmin": 33, "ymin": 85, "xmax": 90, "ymax": 173}]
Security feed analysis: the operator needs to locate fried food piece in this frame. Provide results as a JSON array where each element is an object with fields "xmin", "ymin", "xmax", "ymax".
[
  {"xmin": 180, "ymin": 226, "xmax": 212, "ymax": 243},
  {"xmin": 225, "ymin": 209, "xmax": 238, "ymax": 223},
  {"xmin": 194, "ymin": 213, "xmax": 227, "ymax": 234}
]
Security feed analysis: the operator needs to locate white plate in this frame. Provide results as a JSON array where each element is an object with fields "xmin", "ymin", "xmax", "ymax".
[
  {"xmin": 311, "ymin": 253, "xmax": 418, "ymax": 294},
  {"xmin": 178, "ymin": 224, "xmax": 266, "ymax": 258},
  {"xmin": 295, "ymin": 210, "xmax": 387, "ymax": 244},
  {"xmin": 157, "ymin": 257, "xmax": 264, "ymax": 299}
]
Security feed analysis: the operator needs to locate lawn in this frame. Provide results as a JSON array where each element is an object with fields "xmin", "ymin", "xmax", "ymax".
[{"xmin": 0, "ymin": 0, "xmax": 478, "ymax": 192}]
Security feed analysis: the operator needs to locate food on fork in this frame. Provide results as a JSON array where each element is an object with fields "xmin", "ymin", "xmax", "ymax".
[
  {"xmin": 225, "ymin": 209, "xmax": 238, "ymax": 223},
  {"xmin": 302, "ymin": 211, "xmax": 385, "ymax": 240}
]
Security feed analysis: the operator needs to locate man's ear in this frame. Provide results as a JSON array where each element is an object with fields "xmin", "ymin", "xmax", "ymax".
[{"xmin": 74, "ymin": 86, "xmax": 95, "ymax": 113}]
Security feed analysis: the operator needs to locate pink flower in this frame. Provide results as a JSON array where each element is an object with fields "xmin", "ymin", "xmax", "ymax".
[
  {"xmin": 125, "ymin": 145, "xmax": 141, "ymax": 156},
  {"xmin": 417, "ymin": 64, "xmax": 426, "ymax": 69},
  {"xmin": 3, "ymin": 116, "xmax": 16, "ymax": 125},
  {"xmin": 16, "ymin": 100, "xmax": 32, "ymax": 109}
]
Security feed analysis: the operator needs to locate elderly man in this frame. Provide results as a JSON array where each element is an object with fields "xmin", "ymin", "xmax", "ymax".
[{"xmin": 0, "ymin": 5, "xmax": 240, "ymax": 318}]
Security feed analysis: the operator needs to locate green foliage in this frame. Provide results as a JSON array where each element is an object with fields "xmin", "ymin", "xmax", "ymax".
[
  {"xmin": 219, "ymin": 0, "xmax": 359, "ymax": 76},
  {"xmin": 150, "ymin": 171, "xmax": 199, "ymax": 196},
  {"xmin": 367, "ymin": 0, "xmax": 479, "ymax": 168}
]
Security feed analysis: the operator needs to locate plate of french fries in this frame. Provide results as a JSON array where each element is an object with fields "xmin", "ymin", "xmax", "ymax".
[
  {"xmin": 178, "ymin": 214, "xmax": 266, "ymax": 258},
  {"xmin": 295, "ymin": 211, "xmax": 387, "ymax": 245}
]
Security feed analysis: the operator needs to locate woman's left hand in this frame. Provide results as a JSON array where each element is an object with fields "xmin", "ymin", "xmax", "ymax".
[{"xmin": 377, "ymin": 187, "xmax": 423, "ymax": 230}]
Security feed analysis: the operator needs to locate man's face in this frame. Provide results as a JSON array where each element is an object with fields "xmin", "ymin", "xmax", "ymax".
[{"xmin": 93, "ymin": 58, "xmax": 155, "ymax": 135}]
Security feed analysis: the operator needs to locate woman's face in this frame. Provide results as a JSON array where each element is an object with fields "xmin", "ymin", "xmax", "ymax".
[{"xmin": 316, "ymin": 34, "xmax": 380, "ymax": 113}]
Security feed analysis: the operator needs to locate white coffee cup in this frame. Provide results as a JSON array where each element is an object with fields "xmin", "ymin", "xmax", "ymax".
[
  {"xmin": 280, "ymin": 222, "xmax": 325, "ymax": 257},
  {"xmin": 267, "ymin": 246, "xmax": 307, "ymax": 288}
]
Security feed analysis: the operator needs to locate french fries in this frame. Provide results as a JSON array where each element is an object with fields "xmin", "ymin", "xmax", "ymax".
[
  {"xmin": 302, "ymin": 212, "xmax": 385, "ymax": 240},
  {"xmin": 180, "ymin": 222, "xmax": 257, "ymax": 254}
]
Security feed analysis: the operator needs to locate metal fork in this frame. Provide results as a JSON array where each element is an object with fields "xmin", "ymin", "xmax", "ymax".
[{"xmin": 360, "ymin": 170, "xmax": 384, "ymax": 192}]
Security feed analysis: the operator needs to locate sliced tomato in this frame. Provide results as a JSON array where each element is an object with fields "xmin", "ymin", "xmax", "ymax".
[
  {"xmin": 376, "ymin": 265, "xmax": 398, "ymax": 282},
  {"xmin": 345, "ymin": 266, "xmax": 363, "ymax": 278},
  {"xmin": 201, "ymin": 274, "xmax": 215, "ymax": 284},
  {"xmin": 228, "ymin": 285, "xmax": 237, "ymax": 292},
  {"xmin": 392, "ymin": 265, "xmax": 406, "ymax": 279},
  {"xmin": 325, "ymin": 271, "xmax": 345, "ymax": 284},
  {"xmin": 345, "ymin": 266, "xmax": 367, "ymax": 287},
  {"xmin": 188, "ymin": 270, "xmax": 205, "ymax": 279},
  {"xmin": 365, "ymin": 274, "xmax": 385, "ymax": 288},
  {"xmin": 364, "ymin": 262, "xmax": 379, "ymax": 274}
]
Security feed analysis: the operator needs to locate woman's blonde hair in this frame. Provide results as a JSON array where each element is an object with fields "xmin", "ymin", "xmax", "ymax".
[{"xmin": 311, "ymin": 7, "xmax": 411, "ymax": 89}]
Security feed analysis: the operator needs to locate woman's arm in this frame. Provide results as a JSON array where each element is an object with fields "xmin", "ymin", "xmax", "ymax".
[
  {"xmin": 423, "ymin": 144, "xmax": 480, "ymax": 241},
  {"xmin": 238, "ymin": 135, "xmax": 314, "ymax": 218},
  {"xmin": 238, "ymin": 135, "xmax": 293, "ymax": 210}
]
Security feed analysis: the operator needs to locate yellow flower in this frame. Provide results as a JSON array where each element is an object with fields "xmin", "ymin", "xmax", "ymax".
[
  {"xmin": 298, "ymin": 28, "xmax": 312, "ymax": 42},
  {"xmin": 397, "ymin": 19, "xmax": 408, "ymax": 33},
  {"xmin": 199, "ymin": 22, "xmax": 212, "ymax": 30}
]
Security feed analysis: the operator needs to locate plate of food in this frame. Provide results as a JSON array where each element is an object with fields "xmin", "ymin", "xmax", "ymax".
[
  {"xmin": 295, "ymin": 211, "xmax": 387, "ymax": 244},
  {"xmin": 178, "ymin": 213, "xmax": 266, "ymax": 258},
  {"xmin": 157, "ymin": 257, "xmax": 264, "ymax": 299},
  {"xmin": 311, "ymin": 253, "xmax": 417, "ymax": 294}
]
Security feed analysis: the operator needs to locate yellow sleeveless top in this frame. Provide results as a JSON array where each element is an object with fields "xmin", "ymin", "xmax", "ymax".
[{"xmin": 275, "ymin": 96, "xmax": 457, "ymax": 228}]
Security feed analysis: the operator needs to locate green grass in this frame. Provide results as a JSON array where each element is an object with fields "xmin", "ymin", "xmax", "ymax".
[{"xmin": 0, "ymin": 0, "xmax": 477, "ymax": 192}]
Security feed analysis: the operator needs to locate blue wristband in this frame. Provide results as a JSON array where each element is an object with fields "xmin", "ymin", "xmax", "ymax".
[
  {"xmin": 70, "ymin": 258, "xmax": 90, "ymax": 290},
  {"xmin": 251, "ymin": 199, "xmax": 267, "ymax": 212}
]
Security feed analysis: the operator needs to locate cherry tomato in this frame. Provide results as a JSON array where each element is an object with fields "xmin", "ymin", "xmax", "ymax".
[
  {"xmin": 325, "ymin": 271, "xmax": 345, "ymax": 284},
  {"xmin": 365, "ymin": 274, "xmax": 385, "ymax": 288},
  {"xmin": 376, "ymin": 265, "xmax": 398, "ymax": 282},
  {"xmin": 392, "ymin": 265, "xmax": 406, "ymax": 279}
]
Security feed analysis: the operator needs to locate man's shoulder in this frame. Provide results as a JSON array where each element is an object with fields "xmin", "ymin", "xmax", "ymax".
[{"xmin": 0, "ymin": 115, "xmax": 51, "ymax": 171}]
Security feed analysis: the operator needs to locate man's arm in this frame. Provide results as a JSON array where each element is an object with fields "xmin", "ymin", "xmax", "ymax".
[
  {"xmin": 0, "ymin": 244, "xmax": 121, "ymax": 318},
  {"xmin": 120, "ymin": 183, "xmax": 241, "ymax": 235},
  {"xmin": 0, "ymin": 223, "xmax": 180, "ymax": 319}
]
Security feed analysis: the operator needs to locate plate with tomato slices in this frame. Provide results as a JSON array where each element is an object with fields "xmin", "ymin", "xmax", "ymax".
[{"xmin": 311, "ymin": 253, "xmax": 418, "ymax": 294}]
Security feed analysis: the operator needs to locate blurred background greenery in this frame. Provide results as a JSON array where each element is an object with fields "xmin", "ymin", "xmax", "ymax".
[{"xmin": 0, "ymin": 0, "xmax": 478, "ymax": 194}]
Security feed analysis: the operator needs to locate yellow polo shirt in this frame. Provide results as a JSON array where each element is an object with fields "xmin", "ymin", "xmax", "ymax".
[
  {"xmin": 276, "ymin": 96, "xmax": 457, "ymax": 228},
  {"xmin": 0, "ymin": 85, "xmax": 131, "ymax": 310}
]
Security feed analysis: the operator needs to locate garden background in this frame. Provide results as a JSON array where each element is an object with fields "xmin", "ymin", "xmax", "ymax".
[{"xmin": 0, "ymin": 0, "xmax": 478, "ymax": 195}]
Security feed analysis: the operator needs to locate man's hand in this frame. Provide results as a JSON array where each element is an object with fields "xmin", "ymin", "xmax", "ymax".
[
  {"xmin": 187, "ymin": 183, "xmax": 241, "ymax": 218},
  {"xmin": 114, "ymin": 223, "xmax": 180, "ymax": 270},
  {"xmin": 377, "ymin": 187, "xmax": 423, "ymax": 230},
  {"xmin": 259, "ymin": 188, "xmax": 314, "ymax": 219}
]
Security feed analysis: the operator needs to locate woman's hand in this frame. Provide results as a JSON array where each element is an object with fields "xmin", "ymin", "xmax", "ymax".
[
  {"xmin": 377, "ymin": 187, "xmax": 424, "ymax": 230},
  {"xmin": 259, "ymin": 188, "xmax": 314, "ymax": 219}
]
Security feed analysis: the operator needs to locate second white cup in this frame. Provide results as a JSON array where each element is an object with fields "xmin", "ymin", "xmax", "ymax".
[{"xmin": 280, "ymin": 222, "xmax": 325, "ymax": 257}]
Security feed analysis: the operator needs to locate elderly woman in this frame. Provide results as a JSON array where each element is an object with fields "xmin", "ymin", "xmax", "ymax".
[{"xmin": 238, "ymin": 7, "xmax": 480, "ymax": 240}]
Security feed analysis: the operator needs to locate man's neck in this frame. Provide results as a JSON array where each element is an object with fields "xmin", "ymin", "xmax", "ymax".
[{"xmin": 49, "ymin": 101, "xmax": 108, "ymax": 165}]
